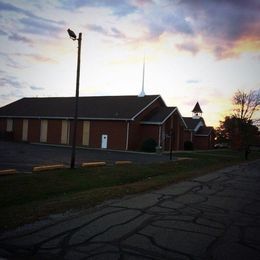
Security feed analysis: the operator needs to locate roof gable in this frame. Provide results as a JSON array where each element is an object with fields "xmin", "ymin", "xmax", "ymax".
[
  {"xmin": 183, "ymin": 117, "xmax": 205, "ymax": 130},
  {"xmin": 0, "ymin": 95, "xmax": 161, "ymax": 120},
  {"xmin": 141, "ymin": 106, "xmax": 188, "ymax": 127},
  {"xmin": 141, "ymin": 107, "xmax": 176, "ymax": 124}
]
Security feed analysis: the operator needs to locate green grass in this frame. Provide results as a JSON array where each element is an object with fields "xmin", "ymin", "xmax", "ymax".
[{"xmin": 0, "ymin": 149, "xmax": 259, "ymax": 230}]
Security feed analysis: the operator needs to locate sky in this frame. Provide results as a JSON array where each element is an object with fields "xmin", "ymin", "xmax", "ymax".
[{"xmin": 0, "ymin": 0, "xmax": 259, "ymax": 127}]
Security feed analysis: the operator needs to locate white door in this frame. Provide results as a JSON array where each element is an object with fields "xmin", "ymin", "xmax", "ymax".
[{"xmin": 101, "ymin": 134, "xmax": 108, "ymax": 149}]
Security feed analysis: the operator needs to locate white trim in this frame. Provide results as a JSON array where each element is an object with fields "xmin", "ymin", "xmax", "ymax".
[
  {"xmin": 141, "ymin": 121, "xmax": 163, "ymax": 125},
  {"xmin": 140, "ymin": 108, "xmax": 177, "ymax": 125},
  {"xmin": 132, "ymin": 95, "xmax": 161, "ymax": 120},
  {"xmin": 161, "ymin": 107, "xmax": 177, "ymax": 124},
  {"xmin": 141, "ymin": 107, "xmax": 188, "ymax": 128},
  {"xmin": 194, "ymin": 121, "xmax": 204, "ymax": 132}
]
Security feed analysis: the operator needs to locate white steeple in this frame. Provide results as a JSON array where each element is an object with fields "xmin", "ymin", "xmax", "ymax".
[{"xmin": 138, "ymin": 56, "xmax": 146, "ymax": 97}]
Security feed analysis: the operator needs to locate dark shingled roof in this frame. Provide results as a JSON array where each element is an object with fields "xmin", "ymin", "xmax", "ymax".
[
  {"xmin": 195, "ymin": 126, "xmax": 213, "ymax": 136},
  {"xmin": 183, "ymin": 117, "xmax": 205, "ymax": 130},
  {"xmin": 141, "ymin": 107, "xmax": 176, "ymax": 124},
  {"xmin": 0, "ymin": 95, "xmax": 161, "ymax": 120},
  {"xmin": 192, "ymin": 102, "xmax": 203, "ymax": 113}
]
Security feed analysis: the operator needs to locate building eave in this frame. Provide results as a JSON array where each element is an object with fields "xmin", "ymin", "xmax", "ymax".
[
  {"xmin": 194, "ymin": 134, "xmax": 210, "ymax": 137},
  {"xmin": 0, "ymin": 115, "xmax": 133, "ymax": 121},
  {"xmin": 131, "ymin": 95, "xmax": 161, "ymax": 120},
  {"xmin": 141, "ymin": 121, "xmax": 162, "ymax": 125}
]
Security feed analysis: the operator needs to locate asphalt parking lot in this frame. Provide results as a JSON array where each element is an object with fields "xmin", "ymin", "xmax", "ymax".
[{"xmin": 0, "ymin": 141, "xmax": 170, "ymax": 172}]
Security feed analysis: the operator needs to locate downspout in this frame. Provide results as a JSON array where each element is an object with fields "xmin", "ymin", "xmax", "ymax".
[{"xmin": 125, "ymin": 121, "xmax": 130, "ymax": 150}]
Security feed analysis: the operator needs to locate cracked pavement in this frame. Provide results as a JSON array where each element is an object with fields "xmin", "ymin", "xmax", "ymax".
[{"xmin": 0, "ymin": 160, "xmax": 260, "ymax": 259}]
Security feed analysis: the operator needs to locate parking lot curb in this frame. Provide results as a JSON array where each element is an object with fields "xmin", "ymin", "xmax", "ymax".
[
  {"xmin": 81, "ymin": 162, "xmax": 106, "ymax": 167},
  {"xmin": 115, "ymin": 160, "xmax": 132, "ymax": 165},
  {"xmin": 0, "ymin": 169, "xmax": 17, "ymax": 176},
  {"xmin": 33, "ymin": 164, "xmax": 66, "ymax": 172}
]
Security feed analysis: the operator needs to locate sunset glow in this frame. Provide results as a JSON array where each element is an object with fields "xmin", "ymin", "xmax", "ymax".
[{"xmin": 1, "ymin": 0, "xmax": 259, "ymax": 127}]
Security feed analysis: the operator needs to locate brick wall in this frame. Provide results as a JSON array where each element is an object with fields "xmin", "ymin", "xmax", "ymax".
[
  {"xmin": 89, "ymin": 120, "xmax": 127, "ymax": 150},
  {"xmin": 13, "ymin": 119, "xmax": 23, "ymax": 141},
  {"xmin": 28, "ymin": 119, "xmax": 41, "ymax": 143},
  {"xmin": 47, "ymin": 120, "xmax": 62, "ymax": 144}
]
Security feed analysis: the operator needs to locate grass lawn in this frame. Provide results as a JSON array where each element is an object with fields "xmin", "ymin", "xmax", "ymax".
[{"xmin": 0, "ymin": 149, "xmax": 259, "ymax": 230}]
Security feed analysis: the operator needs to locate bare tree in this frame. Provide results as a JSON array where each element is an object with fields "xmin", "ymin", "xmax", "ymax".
[{"xmin": 233, "ymin": 89, "xmax": 260, "ymax": 121}]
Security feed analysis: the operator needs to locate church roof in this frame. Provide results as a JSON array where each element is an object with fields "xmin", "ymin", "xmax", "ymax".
[
  {"xmin": 192, "ymin": 102, "xmax": 203, "ymax": 113},
  {"xmin": 141, "ymin": 107, "xmax": 177, "ymax": 124},
  {"xmin": 0, "ymin": 95, "xmax": 162, "ymax": 120},
  {"xmin": 183, "ymin": 117, "xmax": 205, "ymax": 130}
]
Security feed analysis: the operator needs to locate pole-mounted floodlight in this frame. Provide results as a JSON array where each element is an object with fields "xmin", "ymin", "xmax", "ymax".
[
  {"xmin": 67, "ymin": 28, "xmax": 82, "ymax": 169},
  {"xmin": 67, "ymin": 28, "xmax": 77, "ymax": 40}
]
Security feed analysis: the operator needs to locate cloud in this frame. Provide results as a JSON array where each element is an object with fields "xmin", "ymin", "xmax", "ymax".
[
  {"xmin": 8, "ymin": 33, "xmax": 33, "ymax": 44},
  {"xmin": 0, "ymin": 1, "xmax": 31, "ymax": 16},
  {"xmin": 0, "ymin": 1, "xmax": 64, "ymax": 38},
  {"xmin": 144, "ymin": 9, "xmax": 194, "ymax": 39},
  {"xmin": 177, "ymin": 0, "xmax": 260, "ymax": 57},
  {"xmin": 186, "ymin": 79, "xmax": 200, "ymax": 84},
  {"xmin": 133, "ymin": 0, "xmax": 259, "ymax": 57},
  {"xmin": 176, "ymin": 42, "xmax": 199, "ymax": 55},
  {"xmin": 133, "ymin": 0, "xmax": 154, "ymax": 7},
  {"xmin": 0, "ymin": 52, "xmax": 25, "ymax": 69},
  {"xmin": 30, "ymin": 85, "xmax": 44, "ymax": 91},
  {"xmin": 0, "ymin": 30, "xmax": 7, "ymax": 36},
  {"xmin": 86, "ymin": 24, "xmax": 108, "ymax": 35},
  {"xmin": 0, "ymin": 91, "xmax": 23, "ymax": 103},
  {"xmin": 110, "ymin": 27, "xmax": 126, "ymax": 39},
  {"xmin": 86, "ymin": 24, "xmax": 126, "ymax": 39},
  {"xmin": 60, "ymin": 0, "xmax": 138, "ymax": 16},
  {"xmin": 19, "ymin": 17, "xmax": 64, "ymax": 37},
  {"xmin": 0, "ymin": 51, "xmax": 56, "ymax": 71},
  {"xmin": 13, "ymin": 53, "xmax": 57, "ymax": 63},
  {"xmin": 0, "ymin": 75, "xmax": 26, "ymax": 90}
]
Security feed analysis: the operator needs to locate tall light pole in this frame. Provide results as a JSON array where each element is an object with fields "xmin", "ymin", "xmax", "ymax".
[{"xmin": 67, "ymin": 28, "xmax": 82, "ymax": 169}]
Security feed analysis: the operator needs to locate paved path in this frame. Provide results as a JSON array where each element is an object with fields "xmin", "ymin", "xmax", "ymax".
[{"xmin": 0, "ymin": 160, "xmax": 260, "ymax": 259}]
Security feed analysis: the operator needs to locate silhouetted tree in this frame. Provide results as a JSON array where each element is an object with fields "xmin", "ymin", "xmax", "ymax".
[
  {"xmin": 217, "ymin": 116, "xmax": 258, "ymax": 149},
  {"xmin": 233, "ymin": 89, "xmax": 259, "ymax": 121},
  {"xmin": 216, "ymin": 89, "xmax": 260, "ymax": 149}
]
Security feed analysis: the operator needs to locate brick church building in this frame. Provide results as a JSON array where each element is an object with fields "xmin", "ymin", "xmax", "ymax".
[{"xmin": 0, "ymin": 95, "xmax": 187, "ymax": 151}]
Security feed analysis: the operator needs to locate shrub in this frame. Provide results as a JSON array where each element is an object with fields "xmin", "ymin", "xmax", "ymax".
[
  {"xmin": 141, "ymin": 138, "xmax": 157, "ymax": 152},
  {"xmin": 184, "ymin": 141, "xmax": 194, "ymax": 150}
]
